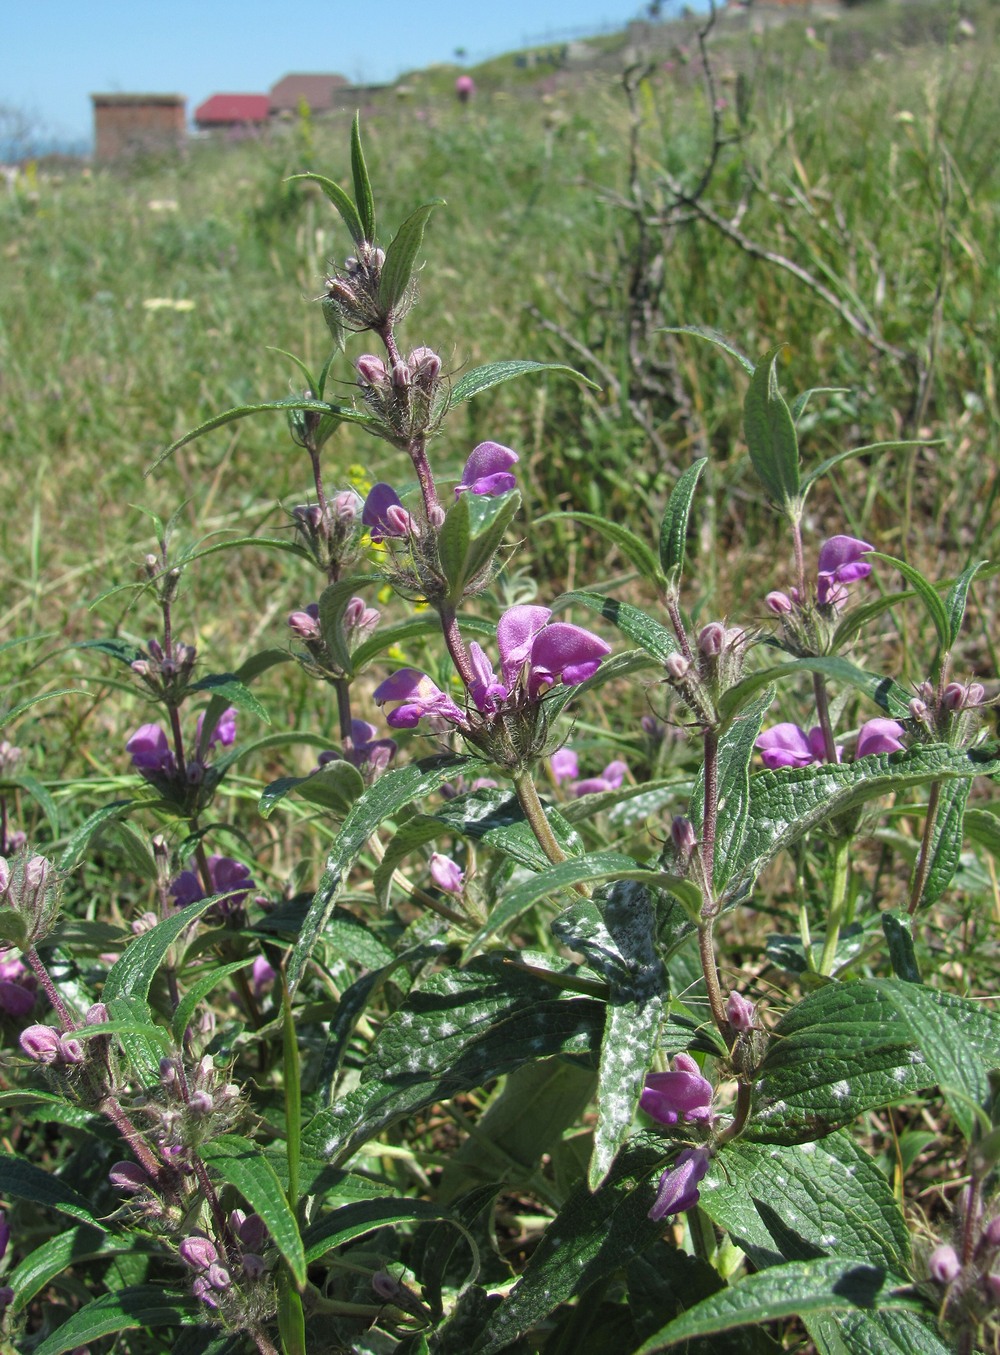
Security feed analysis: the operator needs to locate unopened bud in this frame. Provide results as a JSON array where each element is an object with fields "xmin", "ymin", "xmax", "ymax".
[
  {"xmin": 86, "ymin": 1002, "xmax": 109, "ymax": 1025},
  {"xmin": 726, "ymin": 990, "xmax": 756, "ymax": 1033},
  {"xmin": 242, "ymin": 1252, "xmax": 267, "ymax": 1280},
  {"xmin": 427, "ymin": 503, "xmax": 446, "ymax": 529},
  {"xmin": 333, "ymin": 490, "xmax": 361, "ymax": 522},
  {"xmin": 20, "ymin": 1024, "xmax": 62, "ymax": 1064},
  {"xmin": 58, "ymin": 1037, "xmax": 85, "ymax": 1064},
  {"xmin": 391, "ymin": 360, "xmax": 411, "ymax": 389},
  {"xmin": 909, "ymin": 698, "xmax": 928, "ymax": 722},
  {"xmin": 179, "ymin": 1235, "xmax": 218, "ymax": 1270},
  {"xmin": 765, "ymin": 591, "xmax": 793, "ymax": 615},
  {"xmin": 159, "ymin": 1057, "xmax": 177, "ymax": 1085},
  {"xmin": 408, "ymin": 346, "xmax": 442, "ymax": 385},
  {"xmin": 665, "ymin": 653, "xmax": 690, "ymax": 681},
  {"xmin": 928, "ymin": 1244, "xmax": 961, "ymax": 1285},
  {"xmin": 238, "ymin": 1213, "xmax": 268, "ymax": 1252},
  {"xmin": 968, "ymin": 683, "xmax": 986, "ymax": 707},
  {"xmin": 189, "ymin": 1089, "xmax": 214, "ymax": 1116},
  {"xmin": 109, "ymin": 1161, "xmax": 153, "ymax": 1193},
  {"xmin": 985, "ymin": 1218, "xmax": 1000, "ymax": 1248},
  {"xmin": 671, "ymin": 816, "xmax": 697, "ymax": 857},
  {"xmin": 207, "ymin": 1262, "xmax": 232, "ymax": 1291},
  {"xmin": 698, "ymin": 623, "xmax": 726, "ymax": 657},
  {"xmin": 356, "ymin": 354, "xmax": 388, "ymax": 386},
  {"xmin": 942, "ymin": 683, "xmax": 966, "ymax": 711},
  {"xmin": 288, "ymin": 609, "xmax": 320, "ymax": 640}
]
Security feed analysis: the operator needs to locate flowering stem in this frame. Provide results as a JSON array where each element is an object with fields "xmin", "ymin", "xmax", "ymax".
[
  {"xmin": 714, "ymin": 1081, "xmax": 754, "ymax": 1148},
  {"xmin": 697, "ymin": 921, "xmax": 728, "ymax": 1032},
  {"xmin": 697, "ymin": 729, "xmax": 728, "ymax": 1032},
  {"xmin": 811, "ymin": 673, "xmax": 838, "ymax": 765},
  {"xmin": 334, "ymin": 677, "xmax": 354, "ymax": 744},
  {"xmin": 25, "ymin": 946, "xmax": 80, "ymax": 1031},
  {"xmin": 791, "ymin": 516, "xmax": 807, "ymax": 601},
  {"xmin": 665, "ymin": 593, "xmax": 693, "ymax": 662},
  {"xmin": 817, "ymin": 836, "xmax": 851, "ymax": 977},
  {"xmin": 408, "ymin": 434, "xmax": 441, "ymax": 520},
  {"xmin": 437, "ymin": 603, "xmax": 476, "ymax": 690},
  {"xmin": 513, "ymin": 769, "xmax": 569, "ymax": 869},
  {"xmin": 908, "ymin": 780, "xmax": 942, "ymax": 916}
]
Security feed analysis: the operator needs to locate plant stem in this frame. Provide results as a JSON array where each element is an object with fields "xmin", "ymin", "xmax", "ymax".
[
  {"xmin": 697, "ymin": 728, "xmax": 728, "ymax": 1032},
  {"xmin": 437, "ymin": 602, "xmax": 476, "ymax": 690},
  {"xmin": 408, "ymin": 434, "xmax": 441, "ymax": 521},
  {"xmin": 817, "ymin": 836, "xmax": 851, "ymax": 977},
  {"xmin": 25, "ymin": 945, "xmax": 79, "ymax": 1030},
  {"xmin": 811, "ymin": 672, "xmax": 838, "ymax": 765},
  {"xmin": 665, "ymin": 593, "xmax": 693, "ymax": 661},
  {"xmin": 334, "ymin": 677, "xmax": 353, "ymax": 743},
  {"xmin": 513, "ymin": 769, "xmax": 569, "ymax": 869},
  {"xmin": 791, "ymin": 517, "xmax": 807, "ymax": 601},
  {"xmin": 908, "ymin": 780, "xmax": 942, "ymax": 916}
]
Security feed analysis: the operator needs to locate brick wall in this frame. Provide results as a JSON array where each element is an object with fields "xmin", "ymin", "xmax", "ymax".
[{"xmin": 91, "ymin": 96, "xmax": 187, "ymax": 163}]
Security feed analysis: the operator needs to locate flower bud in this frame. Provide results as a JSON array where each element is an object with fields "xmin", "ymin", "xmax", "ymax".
[
  {"xmin": 191, "ymin": 1275, "xmax": 219, "ymax": 1308},
  {"xmin": 159, "ymin": 1057, "xmax": 177, "ymax": 1086},
  {"xmin": 765, "ymin": 591, "xmax": 793, "ymax": 615},
  {"xmin": 968, "ymin": 683, "xmax": 986, "ymax": 707},
  {"xmin": 665, "ymin": 653, "xmax": 690, "ymax": 681},
  {"xmin": 908, "ymin": 698, "xmax": 928, "ymax": 722},
  {"xmin": 109, "ymin": 1161, "xmax": 154, "ymax": 1193},
  {"xmin": 287, "ymin": 608, "xmax": 320, "ymax": 641},
  {"xmin": 430, "ymin": 853, "xmax": 464, "ymax": 896},
  {"xmin": 671, "ymin": 816, "xmax": 697, "ymax": 857},
  {"xmin": 179, "ymin": 1235, "xmax": 218, "ymax": 1270},
  {"xmin": 242, "ymin": 1252, "xmax": 267, "ymax": 1280},
  {"xmin": 237, "ymin": 1213, "xmax": 268, "ymax": 1252},
  {"xmin": 726, "ymin": 990, "xmax": 756, "ymax": 1033},
  {"xmin": 942, "ymin": 683, "xmax": 966, "ymax": 711},
  {"xmin": 698, "ymin": 623, "xmax": 726, "ymax": 657},
  {"xmin": 20, "ymin": 1024, "xmax": 62, "ymax": 1064},
  {"xmin": 391, "ymin": 360, "xmax": 411, "ymax": 389},
  {"xmin": 86, "ymin": 1002, "xmax": 109, "ymax": 1025},
  {"xmin": 207, "ymin": 1262, "xmax": 231, "ymax": 1291},
  {"xmin": 58, "ymin": 1037, "xmax": 85, "ymax": 1064},
  {"xmin": 985, "ymin": 1217, "xmax": 1000, "ymax": 1248},
  {"xmin": 928, "ymin": 1244, "xmax": 961, "ymax": 1285},
  {"xmin": 356, "ymin": 354, "xmax": 388, "ymax": 386},
  {"xmin": 189, "ymin": 1090, "xmax": 214, "ymax": 1116}
]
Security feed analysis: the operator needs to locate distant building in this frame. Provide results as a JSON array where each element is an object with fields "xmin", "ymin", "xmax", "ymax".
[
  {"xmin": 194, "ymin": 94, "xmax": 271, "ymax": 133},
  {"xmin": 91, "ymin": 94, "xmax": 186, "ymax": 163},
  {"xmin": 268, "ymin": 73, "xmax": 351, "ymax": 117}
]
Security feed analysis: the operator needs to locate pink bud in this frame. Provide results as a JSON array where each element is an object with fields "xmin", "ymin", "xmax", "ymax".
[
  {"xmin": 20, "ymin": 1024, "xmax": 62, "ymax": 1064},
  {"xmin": 985, "ymin": 1217, "xmax": 1000, "ymax": 1248},
  {"xmin": 726, "ymin": 990, "xmax": 756, "ymax": 1033},
  {"xmin": 928, "ymin": 1244, "xmax": 960, "ymax": 1285},
  {"xmin": 665, "ymin": 653, "xmax": 690, "ymax": 680},
  {"xmin": 207, "ymin": 1262, "xmax": 231, "ymax": 1291},
  {"xmin": 288, "ymin": 609, "xmax": 320, "ymax": 640},
  {"xmin": 109, "ymin": 1161, "xmax": 153, "ymax": 1193},
  {"xmin": 698, "ymin": 623, "xmax": 726, "ymax": 657},
  {"xmin": 86, "ymin": 1002, "xmax": 109, "ymax": 1025},
  {"xmin": 179, "ymin": 1235, "xmax": 218, "ymax": 1270},
  {"xmin": 765, "ymin": 591, "xmax": 793, "ymax": 615},
  {"xmin": 671, "ymin": 816, "xmax": 697, "ymax": 856},
  {"xmin": 355, "ymin": 354, "xmax": 388, "ymax": 386},
  {"xmin": 57, "ymin": 1037, "xmax": 85, "ymax": 1064},
  {"xmin": 429, "ymin": 853, "xmax": 464, "ymax": 896},
  {"xmin": 189, "ymin": 1090, "xmax": 214, "ymax": 1115},
  {"xmin": 242, "ymin": 1252, "xmax": 267, "ymax": 1280}
]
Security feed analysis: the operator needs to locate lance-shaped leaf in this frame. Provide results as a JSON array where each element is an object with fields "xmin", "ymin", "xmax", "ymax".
[
  {"xmin": 799, "ymin": 438, "xmax": 929, "ymax": 498},
  {"xmin": 103, "ymin": 894, "xmax": 225, "ymax": 1001},
  {"xmin": 633, "ymin": 1257, "xmax": 920, "ymax": 1353},
  {"xmin": 699, "ymin": 1133, "xmax": 911, "ymax": 1272},
  {"xmin": 690, "ymin": 688, "xmax": 773, "ymax": 891},
  {"xmin": 659, "ymin": 457, "xmax": 708, "ymax": 590},
  {"xmin": 448, "ymin": 358, "xmax": 599, "ymax": 406},
  {"xmin": 378, "ymin": 200, "xmax": 443, "ymax": 313},
  {"xmin": 286, "ymin": 754, "xmax": 485, "ymax": 992},
  {"xmin": 804, "ymin": 1308, "xmax": 952, "ymax": 1354},
  {"xmin": 662, "ymin": 325, "xmax": 755, "ymax": 375},
  {"xmin": 743, "ymin": 346, "xmax": 801, "ymax": 513},
  {"xmin": 287, "ymin": 171, "xmax": 365, "ymax": 245},
  {"xmin": 438, "ymin": 489, "xmax": 521, "ymax": 603},
  {"xmin": 718, "ymin": 656, "xmax": 911, "ymax": 726},
  {"xmin": 259, "ymin": 759, "xmax": 365, "ymax": 820},
  {"xmin": 5, "ymin": 1228, "xmax": 145, "ymax": 1316},
  {"xmin": 315, "ymin": 575, "xmax": 373, "ymax": 677},
  {"xmin": 188, "ymin": 671, "xmax": 270, "ymax": 725},
  {"xmin": 912, "ymin": 779, "xmax": 970, "ymax": 909},
  {"xmin": 200, "ymin": 1133, "xmax": 306, "ymax": 1288},
  {"xmin": 725, "ymin": 743, "xmax": 1000, "ymax": 907},
  {"xmin": 302, "ymin": 1197, "xmax": 475, "ymax": 1267},
  {"xmin": 350, "ymin": 111, "xmax": 376, "ymax": 241},
  {"xmin": 944, "ymin": 558, "xmax": 988, "ymax": 648},
  {"xmin": 304, "ymin": 955, "xmax": 603, "ymax": 1165},
  {"xmin": 868, "ymin": 553, "xmax": 951, "ymax": 654},
  {"xmin": 0, "ymin": 1153, "xmax": 105, "ymax": 1229},
  {"xmin": 472, "ymin": 1135, "xmax": 668, "ymax": 1355},
  {"xmin": 539, "ymin": 510, "xmax": 662, "ymax": 588},
  {"xmin": 30, "ymin": 1286, "xmax": 201, "ymax": 1355}
]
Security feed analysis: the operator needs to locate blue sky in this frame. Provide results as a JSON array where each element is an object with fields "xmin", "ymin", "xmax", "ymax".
[{"xmin": 3, "ymin": 0, "xmax": 650, "ymax": 151}]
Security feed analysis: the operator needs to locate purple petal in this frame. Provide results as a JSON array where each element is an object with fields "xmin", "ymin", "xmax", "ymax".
[
  {"xmin": 550, "ymin": 748, "xmax": 580, "ymax": 784},
  {"xmin": 640, "ymin": 1060, "xmax": 714, "ymax": 1126},
  {"xmin": 373, "ymin": 668, "xmax": 464, "ymax": 728},
  {"xmin": 817, "ymin": 535, "xmax": 873, "ymax": 577},
  {"xmin": 126, "ymin": 724, "xmax": 174, "ymax": 773},
  {"xmin": 600, "ymin": 760, "xmax": 628, "ymax": 789},
  {"xmin": 468, "ymin": 641, "xmax": 507, "ymax": 713},
  {"xmin": 648, "ymin": 1147, "xmax": 712, "ymax": 1221},
  {"xmin": 571, "ymin": 776, "xmax": 614, "ymax": 797},
  {"xmin": 756, "ymin": 723, "xmax": 816, "ymax": 770},
  {"xmin": 496, "ymin": 606, "xmax": 552, "ymax": 686},
  {"xmin": 528, "ymin": 622, "xmax": 610, "ymax": 694},
  {"xmin": 855, "ymin": 718, "xmax": 905, "ymax": 759},
  {"xmin": 430, "ymin": 853, "xmax": 464, "ymax": 895},
  {"xmin": 208, "ymin": 707, "xmax": 236, "ymax": 749},
  {"xmin": 170, "ymin": 870, "xmax": 204, "ymax": 908},
  {"xmin": 457, "ymin": 441, "xmax": 519, "ymax": 498},
  {"xmin": 362, "ymin": 483, "xmax": 410, "ymax": 542}
]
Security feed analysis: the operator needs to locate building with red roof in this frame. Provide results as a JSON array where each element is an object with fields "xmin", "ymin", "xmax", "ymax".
[{"xmin": 194, "ymin": 94, "xmax": 270, "ymax": 131}]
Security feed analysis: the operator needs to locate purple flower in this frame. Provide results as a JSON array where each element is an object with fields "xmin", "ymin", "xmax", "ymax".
[
  {"xmin": 855, "ymin": 718, "xmax": 905, "ymax": 758},
  {"xmin": 816, "ymin": 535, "xmax": 873, "ymax": 607},
  {"xmin": 571, "ymin": 760, "xmax": 629, "ymax": 796},
  {"xmin": 649, "ymin": 1146, "xmax": 712, "ymax": 1221},
  {"xmin": 550, "ymin": 748, "xmax": 580, "ymax": 785},
  {"xmin": 755, "ymin": 723, "xmax": 831, "ymax": 770},
  {"xmin": 179, "ymin": 1233, "xmax": 220, "ymax": 1272},
  {"xmin": 196, "ymin": 706, "xmax": 237, "ymax": 751},
  {"xmin": 251, "ymin": 956, "xmax": 276, "ymax": 998},
  {"xmin": 373, "ymin": 669, "xmax": 466, "ymax": 730},
  {"xmin": 455, "ymin": 441, "xmax": 519, "ymax": 498},
  {"xmin": 20, "ymin": 1023, "xmax": 62, "ymax": 1064},
  {"xmin": 495, "ymin": 605, "xmax": 610, "ymax": 699},
  {"xmin": 362, "ymin": 484, "xmax": 418, "ymax": 542},
  {"xmin": 928, "ymin": 1244, "xmax": 961, "ymax": 1285},
  {"xmin": 170, "ymin": 856, "xmax": 255, "ymax": 914},
  {"xmin": 125, "ymin": 723, "xmax": 176, "ymax": 774},
  {"xmin": 109, "ymin": 1161, "xmax": 154, "ymax": 1193},
  {"xmin": 429, "ymin": 853, "xmax": 464, "ymax": 895},
  {"xmin": 640, "ymin": 1054, "xmax": 715, "ymax": 1126},
  {"xmin": 0, "ymin": 951, "xmax": 36, "ymax": 1017},
  {"xmin": 727, "ymin": 990, "xmax": 756, "ymax": 1032}
]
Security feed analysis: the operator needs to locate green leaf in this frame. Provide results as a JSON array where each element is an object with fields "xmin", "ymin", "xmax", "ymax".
[
  {"xmin": 448, "ymin": 359, "xmax": 599, "ymax": 406},
  {"xmin": 587, "ymin": 883, "xmax": 667, "ymax": 1189},
  {"xmin": 718, "ymin": 657, "xmax": 910, "ymax": 726},
  {"xmin": 439, "ymin": 489, "xmax": 522, "ymax": 603},
  {"xmin": 350, "ymin": 111, "xmax": 376, "ymax": 241},
  {"xmin": 881, "ymin": 912, "xmax": 921, "ymax": 983},
  {"xmin": 0, "ymin": 1153, "xmax": 105, "ymax": 1228},
  {"xmin": 378, "ymin": 199, "xmax": 443, "ymax": 313},
  {"xmin": 5, "ymin": 1228, "xmax": 142, "ymax": 1315},
  {"xmin": 1, "ymin": 772, "xmax": 58, "ymax": 832},
  {"xmin": 304, "ymin": 956, "xmax": 603, "ymax": 1165},
  {"xmin": 171, "ymin": 960, "xmax": 252, "ymax": 1044},
  {"xmin": 282, "ymin": 975, "xmax": 302, "ymax": 1210},
  {"xmin": 743, "ymin": 346, "xmax": 801, "ymax": 511},
  {"xmin": 287, "ymin": 171, "xmax": 365, "ymax": 245},
  {"xmin": 104, "ymin": 993, "xmax": 171, "ymax": 1081},
  {"xmin": 966, "ymin": 806, "xmax": 1000, "ymax": 860},
  {"xmin": 30, "ymin": 1285, "xmax": 200, "ymax": 1355},
  {"xmin": 302, "ymin": 1197, "xmax": 469, "ymax": 1265},
  {"xmin": 472, "ymin": 1135, "xmax": 668, "ymax": 1355},
  {"xmin": 316, "ymin": 576, "xmax": 368, "ymax": 676},
  {"xmin": 749, "ymin": 978, "xmax": 1000, "ymax": 1144},
  {"xmin": 103, "ymin": 894, "xmax": 224, "ymax": 1001},
  {"xmin": 790, "ymin": 386, "xmax": 849, "ymax": 422},
  {"xmin": 556, "ymin": 590, "xmax": 677, "ymax": 662},
  {"xmin": 913, "ymin": 779, "xmax": 970, "ymax": 908},
  {"xmin": 259, "ymin": 759, "xmax": 365, "ymax": 820},
  {"xmin": 146, "ymin": 396, "xmax": 360, "ymax": 475},
  {"xmin": 200, "ymin": 1133, "xmax": 306, "ymax": 1287},
  {"xmin": 662, "ymin": 325, "xmax": 755, "ymax": 375},
  {"xmin": 0, "ymin": 687, "xmax": 85, "ymax": 732},
  {"xmin": 944, "ymin": 558, "xmax": 987, "ymax": 648},
  {"xmin": 700, "ymin": 1133, "xmax": 911, "ymax": 1272},
  {"xmin": 58, "ymin": 800, "xmax": 138, "ymax": 871},
  {"xmin": 286, "ymin": 753, "xmax": 485, "ymax": 992},
  {"xmin": 659, "ymin": 457, "xmax": 708, "ymax": 588},
  {"xmin": 350, "ymin": 612, "xmax": 495, "ymax": 673},
  {"xmin": 539, "ymin": 511, "xmax": 662, "ymax": 588},
  {"xmin": 188, "ymin": 672, "xmax": 270, "ymax": 725},
  {"xmin": 75, "ymin": 636, "xmax": 144, "ymax": 665},
  {"xmin": 868, "ymin": 553, "xmax": 950, "ymax": 652},
  {"xmin": 800, "ymin": 439, "xmax": 929, "ymax": 497},
  {"xmin": 726, "ymin": 743, "xmax": 1000, "ymax": 906},
  {"xmin": 804, "ymin": 1308, "xmax": 953, "ymax": 1355},
  {"xmin": 633, "ymin": 1258, "xmax": 918, "ymax": 1353}
]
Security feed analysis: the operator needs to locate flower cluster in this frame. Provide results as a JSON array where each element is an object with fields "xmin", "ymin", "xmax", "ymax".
[
  {"xmin": 767, "ymin": 535, "xmax": 874, "ymax": 617},
  {"xmin": 551, "ymin": 748, "xmax": 630, "ymax": 797},
  {"xmin": 169, "ymin": 855, "xmax": 256, "ymax": 919},
  {"xmin": 756, "ymin": 717, "xmax": 905, "ymax": 770},
  {"xmin": 126, "ymin": 706, "xmax": 236, "ymax": 784},
  {"xmin": 316, "ymin": 718, "xmax": 397, "ymax": 781},
  {"xmin": 180, "ymin": 1210, "xmax": 269, "ymax": 1310}
]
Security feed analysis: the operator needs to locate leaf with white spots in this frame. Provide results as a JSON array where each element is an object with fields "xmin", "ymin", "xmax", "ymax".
[
  {"xmin": 302, "ymin": 955, "xmax": 603, "ymax": 1165},
  {"xmin": 804, "ymin": 1308, "xmax": 953, "ymax": 1354},
  {"xmin": 701, "ymin": 1132, "xmax": 910, "ymax": 1271}
]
